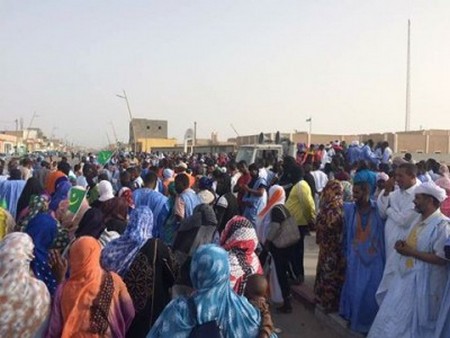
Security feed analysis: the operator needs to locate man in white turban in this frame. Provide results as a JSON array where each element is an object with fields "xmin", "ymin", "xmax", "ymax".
[{"xmin": 369, "ymin": 181, "xmax": 450, "ymax": 338}]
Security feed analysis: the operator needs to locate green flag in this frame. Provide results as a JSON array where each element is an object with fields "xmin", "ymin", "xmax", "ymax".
[
  {"xmin": 68, "ymin": 187, "xmax": 87, "ymax": 215},
  {"xmin": 98, "ymin": 150, "xmax": 113, "ymax": 166}
]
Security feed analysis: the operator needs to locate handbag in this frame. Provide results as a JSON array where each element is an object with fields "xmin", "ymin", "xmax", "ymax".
[
  {"xmin": 188, "ymin": 297, "xmax": 223, "ymax": 338},
  {"xmin": 269, "ymin": 207, "xmax": 300, "ymax": 249}
]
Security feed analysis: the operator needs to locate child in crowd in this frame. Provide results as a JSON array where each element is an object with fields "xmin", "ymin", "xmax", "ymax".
[{"xmin": 244, "ymin": 274, "xmax": 274, "ymax": 338}]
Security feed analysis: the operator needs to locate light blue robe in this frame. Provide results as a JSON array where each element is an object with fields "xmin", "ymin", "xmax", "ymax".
[
  {"xmin": 340, "ymin": 201, "xmax": 385, "ymax": 334},
  {"xmin": 243, "ymin": 177, "xmax": 267, "ymax": 226},
  {"xmin": 368, "ymin": 211, "xmax": 450, "ymax": 338},
  {"xmin": 0, "ymin": 180, "xmax": 26, "ymax": 219},
  {"xmin": 133, "ymin": 188, "xmax": 169, "ymax": 238}
]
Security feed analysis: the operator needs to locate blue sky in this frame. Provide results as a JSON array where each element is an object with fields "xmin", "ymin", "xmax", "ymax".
[{"xmin": 1, "ymin": 1, "xmax": 450, "ymax": 147}]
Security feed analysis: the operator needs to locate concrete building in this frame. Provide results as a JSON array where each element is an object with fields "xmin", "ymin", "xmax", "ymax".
[{"xmin": 129, "ymin": 118, "xmax": 176, "ymax": 152}]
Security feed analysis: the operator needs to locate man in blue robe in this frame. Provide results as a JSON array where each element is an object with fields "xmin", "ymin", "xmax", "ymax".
[
  {"xmin": 340, "ymin": 181, "xmax": 385, "ymax": 334},
  {"xmin": 133, "ymin": 171, "xmax": 169, "ymax": 238}
]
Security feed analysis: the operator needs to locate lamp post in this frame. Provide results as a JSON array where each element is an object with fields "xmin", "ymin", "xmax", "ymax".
[
  {"xmin": 116, "ymin": 90, "xmax": 137, "ymax": 153},
  {"xmin": 306, "ymin": 117, "xmax": 312, "ymax": 146}
]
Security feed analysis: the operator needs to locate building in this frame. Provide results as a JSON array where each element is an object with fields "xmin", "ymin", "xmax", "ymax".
[{"xmin": 129, "ymin": 118, "xmax": 176, "ymax": 152}]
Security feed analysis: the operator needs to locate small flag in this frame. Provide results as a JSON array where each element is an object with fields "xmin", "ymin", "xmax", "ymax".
[
  {"xmin": 98, "ymin": 150, "xmax": 113, "ymax": 166},
  {"xmin": 306, "ymin": 118, "xmax": 312, "ymax": 122},
  {"xmin": 68, "ymin": 187, "xmax": 87, "ymax": 215}
]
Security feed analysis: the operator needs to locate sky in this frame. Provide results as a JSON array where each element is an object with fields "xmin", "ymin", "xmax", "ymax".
[{"xmin": 1, "ymin": 1, "xmax": 450, "ymax": 147}]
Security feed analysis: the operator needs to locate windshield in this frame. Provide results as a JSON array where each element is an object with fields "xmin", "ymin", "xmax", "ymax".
[{"xmin": 236, "ymin": 147, "xmax": 255, "ymax": 164}]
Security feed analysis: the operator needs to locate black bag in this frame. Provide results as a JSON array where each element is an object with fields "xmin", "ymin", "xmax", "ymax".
[{"xmin": 188, "ymin": 297, "xmax": 222, "ymax": 338}]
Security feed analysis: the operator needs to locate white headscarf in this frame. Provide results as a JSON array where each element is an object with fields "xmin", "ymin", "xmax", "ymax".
[{"xmin": 255, "ymin": 185, "xmax": 286, "ymax": 243}]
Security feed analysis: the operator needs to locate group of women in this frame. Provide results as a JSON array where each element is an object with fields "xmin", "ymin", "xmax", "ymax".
[{"xmin": 0, "ymin": 159, "xmax": 278, "ymax": 338}]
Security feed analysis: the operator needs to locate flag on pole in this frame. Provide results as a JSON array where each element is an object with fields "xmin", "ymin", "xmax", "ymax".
[
  {"xmin": 306, "ymin": 118, "xmax": 312, "ymax": 122},
  {"xmin": 68, "ymin": 187, "xmax": 87, "ymax": 215},
  {"xmin": 98, "ymin": 150, "xmax": 113, "ymax": 166}
]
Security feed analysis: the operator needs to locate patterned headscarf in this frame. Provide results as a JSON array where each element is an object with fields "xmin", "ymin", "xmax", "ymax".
[
  {"xmin": 0, "ymin": 233, "xmax": 51, "ymax": 337},
  {"xmin": 220, "ymin": 216, "xmax": 262, "ymax": 295},
  {"xmin": 25, "ymin": 213, "xmax": 58, "ymax": 295},
  {"xmin": 101, "ymin": 206, "xmax": 154, "ymax": 276},
  {"xmin": 149, "ymin": 244, "xmax": 261, "ymax": 337},
  {"xmin": 16, "ymin": 194, "xmax": 49, "ymax": 231}
]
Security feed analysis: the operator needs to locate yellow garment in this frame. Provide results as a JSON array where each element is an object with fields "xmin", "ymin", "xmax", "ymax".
[
  {"xmin": 285, "ymin": 180, "xmax": 316, "ymax": 226},
  {"xmin": 405, "ymin": 222, "xmax": 424, "ymax": 269},
  {"xmin": 0, "ymin": 207, "xmax": 15, "ymax": 240}
]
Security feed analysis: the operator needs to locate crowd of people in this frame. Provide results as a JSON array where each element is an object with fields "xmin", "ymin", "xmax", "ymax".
[{"xmin": 0, "ymin": 138, "xmax": 449, "ymax": 338}]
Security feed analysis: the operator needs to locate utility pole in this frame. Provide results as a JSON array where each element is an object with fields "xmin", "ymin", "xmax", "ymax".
[
  {"xmin": 405, "ymin": 19, "xmax": 411, "ymax": 131},
  {"xmin": 116, "ymin": 90, "xmax": 137, "ymax": 152}
]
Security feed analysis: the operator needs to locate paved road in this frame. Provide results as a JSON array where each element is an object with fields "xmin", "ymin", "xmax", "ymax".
[{"xmin": 271, "ymin": 301, "xmax": 341, "ymax": 338}]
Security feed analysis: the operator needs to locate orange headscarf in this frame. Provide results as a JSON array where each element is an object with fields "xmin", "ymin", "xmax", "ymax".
[
  {"xmin": 60, "ymin": 236, "xmax": 106, "ymax": 337},
  {"xmin": 258, "ymin": 185, "xmax": 286, "ymax": 219},
  {"xmin": 45, "ymin": 170, "xmax": 66, "ymax": 194}
]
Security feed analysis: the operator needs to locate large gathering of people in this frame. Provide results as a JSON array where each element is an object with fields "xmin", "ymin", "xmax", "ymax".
[{"xmin": 0, "ymin": 138, "xmax": 450, "ymax": 337}]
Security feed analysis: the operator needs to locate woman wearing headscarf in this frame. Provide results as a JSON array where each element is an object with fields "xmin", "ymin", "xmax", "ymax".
[
  {"xmin": 47, "ymin": 237, "xmax": 135, "ymax": 337},
  {"xmin": 16, "ymin": 194, "xmax": 49, "ymax": 232},
  {"xmin": 314, "ymin": 180, "xmax": 346, "ymax": 313},
  {"xmin": 25, "ymin": 212, "xmax": 59, "ymax": 295},
  {"xmin": 16, "ymin": 176, "xmax": 44, "ymax": 221},
  {"xmin": 257, "ymin": 185, "xmax": 295, "ymax": 313},
  {"xmin": 148, "ymin": 244, "xmax": 263, "ymax": 338},
  {"xmin": 436, "ymin": 176, "xmax": 450, "ymax": 217},
  {"xmin": 100, "ymin": 196, "xmax": 129, "ymax": 234},
  {"xmin": 101, "ymin": 207, "xmax": 175, "ymax": 337},
  {"xmin": 0, "ymin": 233, "xmax": 51, "ymax": 337},
  {"xmin": 49, "ymin": 180, "xmax": 72, "ymax": 212},
  {"xmin": 214, "ymin": 172, "xmax": 239, "ymax": 233},
  {"xmin": 220, "ymin": 216, "xmax": 263, "ymax": 295}
]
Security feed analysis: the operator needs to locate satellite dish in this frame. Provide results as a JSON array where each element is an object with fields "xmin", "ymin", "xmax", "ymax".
[{"xmin": 184, "ymin": 128, "xmax": 194, "ymax": 140}]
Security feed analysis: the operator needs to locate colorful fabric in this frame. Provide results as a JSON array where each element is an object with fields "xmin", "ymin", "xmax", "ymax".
[
  {"xmin": 45, "ymin": 170, "xmax": 66, "ymax": 195},
  {"xmin": 220, "ymin": 216, "xmax": 263, "ymax": 295},
  {"xmin": 47, "ymin": 236, "xmax": 135, "ymax": 338},
  {"xmin": 340, "ymin": 202, "xmax": 385, "ymax": 334},
  {"xmin": 314, "ymin": 180, "xmax": 346, "ymax": 312},
  {"xmin": 148, "ymin": 244, "xmax": 262, "ymax": 338},
  {"xmin": 256, "ymin": 185, "xmax": 285, "ymax": 244},
  {"xmin": 16, "ymin": 176, "xmax": 44, "ymax": 221},
  {"xmin": 25, "ymin": 212, "xmax": 58, "ymax": 295},
  {"xmin": 119, "ymin": 186, "xmax": 135, "ymax": 209},
  {"xmin": 0, "ymin": 179, "xmax": 26, "ymax": 219},
  {"xmin": 0, "ymin": 233, "xmax": 51, "ymax": 337},
  {"xmin": 101, "ymin": 206, "xmax": 154, "ymax": 276},
  {"xmin": 16, "ymin": 194, "xmax": 49, "ymax": 231}
]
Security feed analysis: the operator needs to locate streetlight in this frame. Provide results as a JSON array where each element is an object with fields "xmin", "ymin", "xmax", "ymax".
[
  {"xmin": 116, "ymin": 90, "xmax": 137, "ymax": 153},
  {"xmin": 25, "ymin": 112, "xmax": 39, "ymax": 153}
]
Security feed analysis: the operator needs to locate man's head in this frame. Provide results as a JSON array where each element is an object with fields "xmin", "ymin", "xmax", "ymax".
[
  {"xmin": 413, "ymin": 182, "xmax": 447, "ymax": 216},
  {"xmin": 366, "ymin": 139, "xmax": 374, "ymax": 148},
  {"xmin": 57, "ymin": 161, "xmax": 71, "ymax": 176},
  {"xmin": 353, "ymin": 181, "xmax": 370, "ymax": 206},
  {"xmin": 143, "ymin": 171, "xmax": 158, "ymax": 190},
  {"xmin": 227, "ymin": 161, "xmax": 238, "ymax": 175},
  {"xmin": 237, "ymin": 160, "xmax": 248, "ymax": 174},
  {"xmin": 248, "ymin": 163, "xmax": 259, "ymax": 179},
  {"xmin": 120, "ymin": 170, "xmax": 131, "ymax": 188},
  {"xmin": 395, "ymin": 163, "xmax": 417, "ymax": 190},
  {"xmin": 175, "ymin": 173, "xmax": 190, "ymax": 194}
]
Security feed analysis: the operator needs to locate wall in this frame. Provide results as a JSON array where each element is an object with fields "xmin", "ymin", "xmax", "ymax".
[
  {"xmin": 130, "ymin": 119, "xmax": 168, "ymax": 143},
  {"xmin": 137, "ymin": 138, "xmax": 177, "ymax": 152}
]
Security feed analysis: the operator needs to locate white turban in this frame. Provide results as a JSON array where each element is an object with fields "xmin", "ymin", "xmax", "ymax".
[
  {"xmin": 415, "ymin": 182, "xmax": 447, "ymax": 203},
  {"xmin": 197, "ymin": 190, "xmax": 215, "ymax": 205},
  {"xmin": 377, "ymin": 172, "xmax": 389, "ymax": 182}
]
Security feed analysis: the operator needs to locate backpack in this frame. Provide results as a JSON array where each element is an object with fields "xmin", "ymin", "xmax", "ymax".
[{"xmin": 188, "ymin": 297, "xmax": 223, "ymax": 338}]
